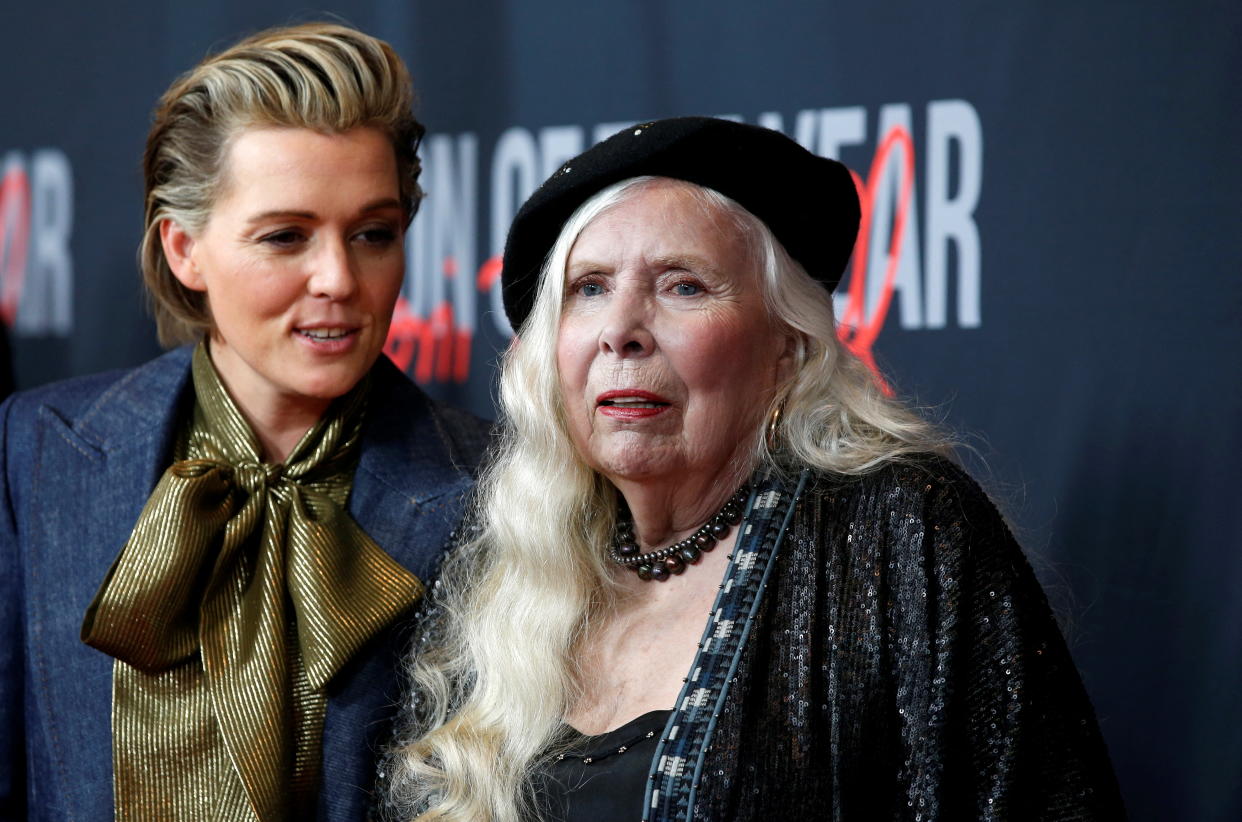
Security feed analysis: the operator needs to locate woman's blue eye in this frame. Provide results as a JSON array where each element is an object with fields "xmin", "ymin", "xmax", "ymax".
[
  {"xmin": 673, "ymin": 281, "xmax": 701, "ymax": 296},
  {"xmin": 579, "ymin": 282, "xmax": 604, "ymax": 297}
]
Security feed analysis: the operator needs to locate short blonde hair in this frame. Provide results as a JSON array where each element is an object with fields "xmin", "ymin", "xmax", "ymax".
[{"xmin": 140, "ymin": 22, "xmax": 425, "ymax": 346}]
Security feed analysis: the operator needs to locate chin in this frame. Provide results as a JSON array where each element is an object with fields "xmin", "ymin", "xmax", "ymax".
[
  {"xmin": 592, "ymin": 450, "xmax": 675, "ymax": 483},
  {"xmin": 292, "ymin": 367, "xmax": 369, "ymax": 401}
]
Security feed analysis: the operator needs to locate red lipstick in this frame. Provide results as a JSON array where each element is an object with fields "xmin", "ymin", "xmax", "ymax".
[{"xmin": 596, "ymin": 389, "xmax": 671, "ymax": 419}]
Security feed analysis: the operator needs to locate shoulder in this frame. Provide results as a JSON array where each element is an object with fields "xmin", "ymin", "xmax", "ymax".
[
  {"xmin": 799, "ymin": 453, "xmax": 1012, "ymax": 562},
  {"xmin": 2, "ymin": 368, "xmax": 128, "ymax": 433},
  {"xmin": 426, "ymin": 401, "xmax": 494, "ymax": 472},
  {"xmin": 0, "ymin": 348, "xmax": 192, "ymax": 529},
  {"xmin": 362, "ymin": 356, "xmax": 494, "ymax": 479},
  {"xmin": 1, "ymin": 346, "xmax": 192, "ymax": 451},
  {"xmin": 804, "ymin": 454, "xmax": 994, "ymax": 517},
  {"xmin": 792, "ymin": 454, "xmax": 1052, "ymax": 632}
]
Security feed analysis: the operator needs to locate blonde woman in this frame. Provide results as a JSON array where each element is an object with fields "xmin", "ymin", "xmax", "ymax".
[
  {"xmin": 382, "ymin": 118, "xmax": 1123, "ymax": 821},
  {"xmin": 0, "ymin": 23, "xmax": 488, "ymax": 820}
]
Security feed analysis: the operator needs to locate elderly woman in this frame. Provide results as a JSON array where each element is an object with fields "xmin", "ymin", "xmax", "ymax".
[
  {"xmin": 381, "ymin": 118, "xmax": 1123, "ymax": 821},
  {"xmin": 0, "ymin": 23, "xmax": 488, "ymax": 820}
]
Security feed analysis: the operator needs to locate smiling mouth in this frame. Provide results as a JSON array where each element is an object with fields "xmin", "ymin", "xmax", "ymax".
[{"xmin": 297, "ymin": 328, "xmax": 356, "ymax": 341}]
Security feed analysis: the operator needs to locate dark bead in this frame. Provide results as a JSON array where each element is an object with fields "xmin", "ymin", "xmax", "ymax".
[
  {"xmin": 650, "ymin": 564, "xmax": 670, "ymax": 582},
  {"xmin": 679, "ymin": 545, "xmax": 702, "ymax": 563},
  {"xmin": 710, "ymin": 521, "xmax": 730, "ymax": 539},
  {"xmin": 636, "ymin": 564, "xmax": 654, "ymax": 581},
  {"xmin": 616, "ymin": 542, "xmax": 640, "ymax": 556},
  {"xmin": 694, "ymin": 532, "xmax": 715, "ymax": 548},
  {"xmin": 723, "ymin": 506, "xmax": 742, "ymax": 524},
  {"xmin": 664, "ymin": 555, "xmax": 686, "ymax": 574}
]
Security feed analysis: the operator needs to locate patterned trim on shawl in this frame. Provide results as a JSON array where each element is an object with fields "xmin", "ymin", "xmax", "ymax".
[{"xmin": 643, "ymin": 467, "xmax": 809, "ymax": 821}]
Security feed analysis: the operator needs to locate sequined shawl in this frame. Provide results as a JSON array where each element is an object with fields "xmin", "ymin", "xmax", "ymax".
[
  {"xmin": 657, "ymin": 458, "xmax": 1124, "ymax": 821},
  {"xmin": 383, "ymin": 457, "xmax": 1125, "ymax": 821}
]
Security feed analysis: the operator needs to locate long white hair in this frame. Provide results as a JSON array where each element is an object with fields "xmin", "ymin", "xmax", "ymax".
[{"xmin": 385, "ymin": 177, "xmax": 950, "ymax": 820}]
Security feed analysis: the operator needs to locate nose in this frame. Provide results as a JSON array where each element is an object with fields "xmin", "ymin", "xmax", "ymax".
[
  {"xmin": 307, "ymin": 238, "xmax": 358, "ymax": 300},
  {"xmin": 598, "ymin": 288, "xmax": 654, "ymax": 357}
]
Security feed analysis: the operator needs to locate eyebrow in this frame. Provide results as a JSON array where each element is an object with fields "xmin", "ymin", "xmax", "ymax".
[
  {"xmin": 567, "ymin": 253, "xmax": 720, "ymax": 272},
  {"xmin": 651, "ymin": 253, "xmax": 720, "ymax": 275},
  {"xmin": 244, "ymin": 197, "xmax": 403, "ymax": 225}
]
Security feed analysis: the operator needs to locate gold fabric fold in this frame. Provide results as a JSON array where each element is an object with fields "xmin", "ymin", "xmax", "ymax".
[{"xmin": 81, "ymin": 344, "xmax": 424, "ymax": 821}]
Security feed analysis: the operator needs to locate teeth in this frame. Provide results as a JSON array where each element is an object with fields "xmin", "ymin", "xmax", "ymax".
[
  {"xmin": 299, "ymin": 328, "xmax": 350, "ymax": 340},
  {"xmin": 601, "ymin": 397, "xmax": 666, "ymax": 408}
]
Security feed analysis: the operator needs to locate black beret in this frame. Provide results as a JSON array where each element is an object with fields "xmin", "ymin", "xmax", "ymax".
[{"xmin": 500, "ymin": 116, "xmax": 861, "ymax": 330}]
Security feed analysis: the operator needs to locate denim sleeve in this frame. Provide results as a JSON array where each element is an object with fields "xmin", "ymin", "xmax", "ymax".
[{"xmin": 0, "ymin": 395, "xmax": 27, "ymax": 819}]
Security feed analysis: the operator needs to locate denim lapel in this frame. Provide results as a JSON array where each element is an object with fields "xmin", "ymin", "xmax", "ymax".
[
  {"xmin": 25, "ymin": 346, "xmax": 193, "ymax": 819},
  {"xmin": 346, "ymin": 355, "xmax": 476, "ymax": 583}
]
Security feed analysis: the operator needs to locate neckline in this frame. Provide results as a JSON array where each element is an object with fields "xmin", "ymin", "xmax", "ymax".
[
  {"xmin": 562, "ymin": 708, "xmax": 672, "ymax": 760},
  {"xmin": 569, "ymin": 707, "xmax": 671, "ymax": 740}
]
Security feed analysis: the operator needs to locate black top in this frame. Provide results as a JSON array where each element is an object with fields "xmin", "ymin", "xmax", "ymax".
[{"xmin": 536, "ymin": 709, "xmax": 672, "ymax": 822}]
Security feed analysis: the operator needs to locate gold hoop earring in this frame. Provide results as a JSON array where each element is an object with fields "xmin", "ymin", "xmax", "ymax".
[{"xmin": 766, "ymin": 401, "xmax": 785, "ymax": 451}]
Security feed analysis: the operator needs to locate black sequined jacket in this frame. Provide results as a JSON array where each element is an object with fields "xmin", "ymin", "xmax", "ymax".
[
  {"xmin": 385, "ymin": 458, "xmax": 1125, "ymax": 821},
  {"xmin": 649, "ymin": 458, "xmax": 1125, "ymax": 821}
]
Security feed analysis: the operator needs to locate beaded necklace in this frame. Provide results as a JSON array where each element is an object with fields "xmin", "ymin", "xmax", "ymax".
[{"xmin": 607, "ymin": 486, "xmax": 749, "ymax": 581}]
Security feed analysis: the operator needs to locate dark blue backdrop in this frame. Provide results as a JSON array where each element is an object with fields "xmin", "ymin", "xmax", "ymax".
[{"xmin": 3, "ymin": 2, "xmax": 1239, "ymax": 818}]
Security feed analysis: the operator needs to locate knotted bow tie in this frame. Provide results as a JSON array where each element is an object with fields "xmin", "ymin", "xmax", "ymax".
[{"xmin": 82, "ymin": 344, "xmax": 423, "ymax": 820}]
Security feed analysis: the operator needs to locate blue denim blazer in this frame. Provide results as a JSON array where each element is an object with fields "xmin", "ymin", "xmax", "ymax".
[{"xmin": 0, "ymin": 346, "xmax": 490, "ymax": 820}]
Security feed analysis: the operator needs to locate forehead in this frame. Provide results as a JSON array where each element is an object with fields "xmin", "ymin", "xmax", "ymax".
[
  {"xmin": 568, "ymin": 181, "xmax": 753, "ymax": 270},
  {"xmin": 214, "ymin": 126, "xmax": 398, "ymax": 205}
]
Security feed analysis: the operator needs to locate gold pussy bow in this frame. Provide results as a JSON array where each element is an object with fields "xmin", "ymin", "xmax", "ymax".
[{"xmin": 82, "ymin": 345, "xmax": 422, "ymax": 820}]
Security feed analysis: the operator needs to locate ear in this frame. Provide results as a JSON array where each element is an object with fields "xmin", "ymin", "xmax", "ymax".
[
  {"xmin": 160, "ymin": 218, "xmax": 205, "ymax": 291},
  {"xmin": 773, "ymin": 329, "xmax": 800, "ymax": 385}
]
